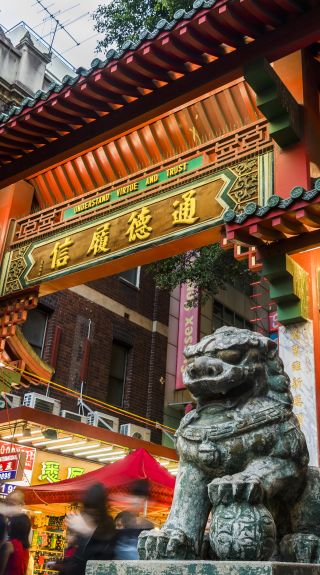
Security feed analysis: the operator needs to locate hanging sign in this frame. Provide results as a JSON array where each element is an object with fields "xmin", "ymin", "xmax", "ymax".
[{"xmin": 176, "ymin": 283, "xmax": 199, "ymax": 390}]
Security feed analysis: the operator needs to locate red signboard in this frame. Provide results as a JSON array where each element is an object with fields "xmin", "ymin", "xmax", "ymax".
[
  {"xmin": 175, "ymin": 284, "xmax": 199, "ymax": 390},
  {"xmin": 0, "ymin": 453, "xmax": 19, "ymax": 481},
  {"xmin": 0, "ymin": 441, "xmax": 36, "ymax": 484}
]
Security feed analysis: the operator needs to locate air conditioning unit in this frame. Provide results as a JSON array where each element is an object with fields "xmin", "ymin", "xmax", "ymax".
[
  {"xmin": 87, "ymin": 411, "xmax": 119, "ymax": 432},
  {"xmin": 61, "ymin": 410, "xmax": 87, "ymax": 423},
  {"xmin": 0, "ymin": 392, "xmax": 21, "ymax": 408},
  {"xmin": 23, "ymin": 393, "xmax": 61, "ymax": 416},
  {"xmin": 120, "ymin": 424, "xmax": 151, "ymax": 442}
]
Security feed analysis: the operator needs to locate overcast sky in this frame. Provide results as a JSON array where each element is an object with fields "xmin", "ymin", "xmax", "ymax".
[{"xmin": 0, "ymin": 0, "xmax": 107, "ymax": 69}]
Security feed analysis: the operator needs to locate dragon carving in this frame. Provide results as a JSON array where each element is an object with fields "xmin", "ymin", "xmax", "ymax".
[{"xmin": 139, "ymin": 327, "xmax": 320, "ymax": 563}]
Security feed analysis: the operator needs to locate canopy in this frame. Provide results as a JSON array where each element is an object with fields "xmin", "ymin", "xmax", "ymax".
[{"xmin": 23, "ymin": 448, "xmax": 175, "ymax": 507}]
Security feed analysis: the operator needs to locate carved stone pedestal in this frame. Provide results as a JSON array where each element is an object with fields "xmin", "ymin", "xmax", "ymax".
[{"xmin": 85, "ymin": 561, "xmax": 320, "ymax": 575}]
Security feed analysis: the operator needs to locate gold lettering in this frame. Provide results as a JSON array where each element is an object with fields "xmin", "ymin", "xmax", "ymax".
[
  {"xmin": 117, "ymin": 182, "xmax": 138, "ymax": 197},
  {"xmin": 87, "ymin": 223, "xmax": 111, "ymax": 256},
  {"xmin": 172, "ymin": 190, "xmax": 199, "ymax": 226},
  {"xmin": 146, "ymin": 174, "xmax": 159, "ymax": 186},
  {"xmin": 292, "ymin": 361, "xmax": 301, "ymax": 371},
  {"xmin": 50, "ymin": 237, "xmax": 74, "ymax": 269},
  {"xmin": 167, "ymin": 163, "xmax": 187, "ymax": 178},
  {"xmin": 73, "ymin": 194, "xmax": 111, "ymax": 215},
  {"xmin": 126, "ymin": 207, "xmax": 152, "ymax": 242}
]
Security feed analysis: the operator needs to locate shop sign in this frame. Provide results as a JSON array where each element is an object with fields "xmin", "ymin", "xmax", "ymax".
[
  {"xmin": 0, "ymin": 483, "xmax": 17, "ymax": 496},
  {"xmin": 38, "ymin": 461, "xmax": 85, "ymax": 483},
  {"xmin": 33, "ymin": 451, "xmax": 100, "ymax": 485},
  {"xmin": 0, "ymin": 453, "xmax": 19, "ymax": 480},
  {"xmin": 62, "ymin": 155, "xmax": 204, "ymax": 220},
  {"xmin": 0, "ymin": 441, "xmax": 35, "ymax": 486},
  {"xmin": 176, "ymin": 283, "xmax": 199, "ymax": 390}
]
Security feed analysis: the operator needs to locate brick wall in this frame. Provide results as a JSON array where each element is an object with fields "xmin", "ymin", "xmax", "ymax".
[{"xmin": 37, "ymin": 267, "xmax": 169, "ymax": 443}]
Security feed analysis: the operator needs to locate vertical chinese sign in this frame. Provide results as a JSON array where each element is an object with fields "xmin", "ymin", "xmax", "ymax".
[
  {"xmin": 175, "ymin": 283, "xmax": 199, "ymax": 390},
  {"xmin": 278, "ymin": 321, "xmax": 319, "ymax": 465}
]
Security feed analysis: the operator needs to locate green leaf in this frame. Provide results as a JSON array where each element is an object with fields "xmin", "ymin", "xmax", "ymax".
[{"xmin": 147, "ymin": 244, "xmax": 255, "ymax": 307}]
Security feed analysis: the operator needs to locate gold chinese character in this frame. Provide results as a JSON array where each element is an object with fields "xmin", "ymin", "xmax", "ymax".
[
  {"xmin": 296, "ymin": 413, "xmax": 304, "ymax": 427},
  {"xmin": 87, "ymin": 223, "xmax": 111, "ymax": 256},
  {"xmin": 38, "ymin": 461, "xmax": 60, "ymax": 483},
  {"xmin": 172, "ymin": 190, "xmax": 199, "ymax": 226},
  {"xmin": 50, "ymin": 237, "xmax": 73, "ymax": 269},
  {"xmin": 292, "ymin": 344, "xmax": 299, "ymax": 356},
  {"xmin": 292, "ymin": 361, "xmax": 301, "ymax": 371},
  {"xmin": 291, "ymin": 328, "xmax": 301, "ymax": 341},
  {"xmin": 126, "ymin": 207, "xmax": 152, "ymax": 242},
  {"xmin": 293, "ymin": 395, "xmax": 303, "ymax": 408},
  {"xmin": 291, "ymin": 377, "xmax": 302, "ymax": 390}
]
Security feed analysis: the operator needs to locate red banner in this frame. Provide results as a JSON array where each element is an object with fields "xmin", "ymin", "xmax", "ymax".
[{"xmin": 175, "ymin": 284, "xmax": 199, "ymax": 390}]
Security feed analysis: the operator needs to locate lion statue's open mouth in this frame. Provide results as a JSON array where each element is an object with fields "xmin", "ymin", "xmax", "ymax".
[{"xmin": 183, "ymin": 327, "xmax": 271, "ymax": 401}]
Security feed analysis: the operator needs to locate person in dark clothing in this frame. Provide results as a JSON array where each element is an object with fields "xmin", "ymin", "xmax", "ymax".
[
  {"xmin": 60, "ymin": 483, "xmax": 116, "ymax": 575},
  {"xmin": 0, "ymin": 513, "xmax": 31, "ymax": 575},
  {"xmin": 114, "ymin": 511, "xmax": 140, "ymax": 560},
  {"xmin": 126, "ymin": 480, "xmax": 154, "ymax": 529},
  {"xmin": 0, "ymin": 515, "xmax": 7, "ymax": 568}
]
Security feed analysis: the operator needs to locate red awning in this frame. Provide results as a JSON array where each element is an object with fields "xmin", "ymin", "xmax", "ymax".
[{"xmin": 23, "ymin": 448, "xmax": 175, "ymax": 506}]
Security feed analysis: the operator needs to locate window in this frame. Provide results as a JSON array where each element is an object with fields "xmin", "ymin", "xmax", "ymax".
[
  {"xmin": 212, "ymin": 301, "xmax": 251, "ymax": 332},
  {"xmin": 119, "ymin": 267, "xmax": 141, "ymax": 287},
  {"xmin": 107, "ymin": 342, "xmax": 129, "ymax": 407},
  {"xmin": 21, "ymin": 307, "xmax": 49, "ymax": 357}
]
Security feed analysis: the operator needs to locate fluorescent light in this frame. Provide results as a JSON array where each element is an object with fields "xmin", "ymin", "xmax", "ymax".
[
  {"xmin": 77, "ymin": 447, "xmax": 112, "ymax": 455},
  {"xmin": 98, "ymin": 450, "xmax": 126, "ymax": 460},
  {"xmin": 98, "ymin": 454, "xmax": 125, "ymax": 462},
  {"xmin": 55, "ymin": 440, "xmax": 87, "ymax": 451},
  {"xmin": 62, "ymin": 443, "xmax": 100, "ymax": 454},
  {"xmin": 3, "ymin": 429, "xmax": 42, "ymax": 440},
  {"xmin": 18, "ymin": 435, "xmax": 43, "ymax": 443},
  {"xmin": 33, "ymin": 436, "xmax": 72, "ymax": 447},
  {"xmin": 75, "ymin": 446, "xmax": 113, "ymax": 457}
]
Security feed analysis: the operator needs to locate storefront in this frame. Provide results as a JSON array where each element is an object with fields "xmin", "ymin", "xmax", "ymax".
[{"xmin": 0, "ymin": 405, "xmax": 178, "ymax": 572}]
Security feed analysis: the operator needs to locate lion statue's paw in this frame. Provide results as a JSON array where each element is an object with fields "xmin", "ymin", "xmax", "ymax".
[
  {"xmin": 280, "ymin": 534, "xmax": 320, "ymax": 563},
  {"xmin": 208, "ymin": 474, "xmax": 264, "ymax": 506},
  {"xmin": 138, "ymin": 528, "xmax": 196, "ymax": 560}
]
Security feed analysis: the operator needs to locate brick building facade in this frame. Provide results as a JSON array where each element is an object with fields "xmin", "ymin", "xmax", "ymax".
[{"xmin": 22, "ymin": 269, "xmax": 170, "ymax": 442}]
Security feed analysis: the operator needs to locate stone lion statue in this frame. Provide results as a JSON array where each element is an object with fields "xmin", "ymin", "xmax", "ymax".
[{"xmin": 139, "ymin": 326, "xmax": 320, "ymax": 563}]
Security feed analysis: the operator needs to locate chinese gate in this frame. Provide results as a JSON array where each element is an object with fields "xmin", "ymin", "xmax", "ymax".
[{"xmin": 0, "ymin": 0, "xmax": 320, "ymax": 450}]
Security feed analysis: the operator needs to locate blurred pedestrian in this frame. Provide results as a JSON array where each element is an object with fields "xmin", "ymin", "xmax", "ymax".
[
  {"xmin": 128, "ymin": 480, "xmax": 154, "ymax": 529},
  {"xmin": 0, "ymin": 513, "xmax": 31, "ymax": 575},
  {"xmin": 114, "ymin": 511, "xmax": 139, "ymax": 559},
  {"xmin": 0, "ymin": 489, "xmax": 25, "ymax": 518},
  {"xmin": 62, "ymin": 483, "xmax": 116, "ymax": 575},
  {"xmin": 0, "ymin": 514, "xmax": 7, "ymax": 566}
]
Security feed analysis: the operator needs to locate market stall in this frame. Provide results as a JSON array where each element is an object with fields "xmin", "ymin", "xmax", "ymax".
[
  {"xmin": 23, "ymin": 448, "xmax": 175, "ymax": 573},
  {"xmin": 23, "ymin": 448, "xmax": 175, "ymax": 506}
]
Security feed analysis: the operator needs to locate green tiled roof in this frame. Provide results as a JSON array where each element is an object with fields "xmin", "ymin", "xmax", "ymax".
[
  {"xmin": 223, "ymin": 179, "xmax": 320, "ymax": 225},
  {"xmin": 0, "ymin": 0, "xmax": 217, "ymax": 125}
]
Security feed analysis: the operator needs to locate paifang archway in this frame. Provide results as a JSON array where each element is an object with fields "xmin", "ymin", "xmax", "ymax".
[{"xmin": 0, "ymin": 0, "xmax": 319, "ymax": 357}]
